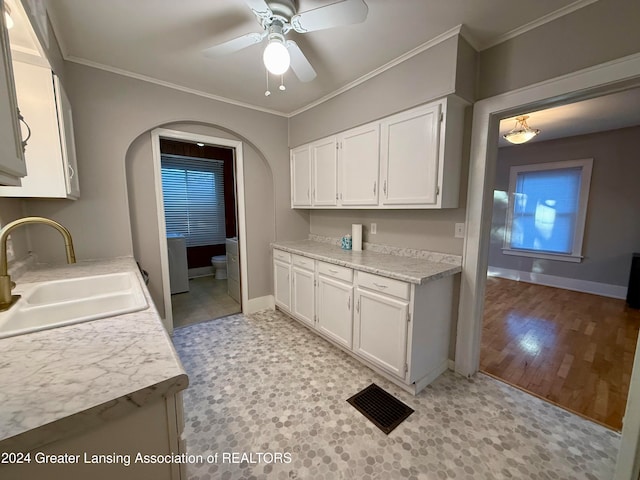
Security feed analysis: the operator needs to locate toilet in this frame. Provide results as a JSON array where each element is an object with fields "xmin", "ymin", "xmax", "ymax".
[{"xmin": 211, "ymin": 255, "xmax": 227, "ymax": 279}]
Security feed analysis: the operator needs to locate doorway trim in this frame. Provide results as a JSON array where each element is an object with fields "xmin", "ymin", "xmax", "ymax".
[
  {"xmin": 455, "ymin": 52, "xmax": 640, "ymax": 478},
  {"xmin": 151, "ymin": 128, "xmax": 249, "ymax": 330}
]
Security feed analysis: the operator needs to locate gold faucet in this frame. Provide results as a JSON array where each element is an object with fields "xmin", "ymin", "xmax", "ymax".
[{"xmin": 0, "ymin": 217, "xmax": 76, "ymax": 311}]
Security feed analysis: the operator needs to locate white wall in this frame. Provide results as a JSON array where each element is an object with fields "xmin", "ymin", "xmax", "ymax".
[
  {"xmin": 21, "ymin": 62, "xmax": 309, "ymax": 300},
  {"xmin": 126, "ymin": 123, "xmax": 275, "ymax": 318},
  {"xmin": 0, "ymin": 198, "xmax": 29, "ymax": 263}
]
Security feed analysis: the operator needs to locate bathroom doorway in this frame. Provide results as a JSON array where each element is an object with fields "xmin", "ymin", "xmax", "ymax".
[
  {"xmin": 159, "ymin": 138, "xmax": 241, "ymax": 328},
  {"xmin": 152, "ymin": 129, "xmax": 248, "ymax": 330}
]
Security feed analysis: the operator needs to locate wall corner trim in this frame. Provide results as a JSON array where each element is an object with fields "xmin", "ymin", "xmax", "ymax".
[{"xmin": 245, "ymin": 295, "xmax": 275, "ymax": 314}]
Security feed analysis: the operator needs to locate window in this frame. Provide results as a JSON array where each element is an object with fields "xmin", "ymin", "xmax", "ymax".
[
  {"xmin": 161, "ymin": 154, "xmax": 226, "ymax": 247},
  {"xmin": 503, "ymin": 158, "xmax": 593, "ymax": 263}
]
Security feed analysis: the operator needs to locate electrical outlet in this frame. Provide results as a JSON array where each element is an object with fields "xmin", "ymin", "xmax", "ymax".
[
  {"xmin": 454, "ymin": 223, "xmax": 465, "ymax": 239},
  {"xmin": 370, "ymin": 223, "xmax": 377, "ymax": 235}
]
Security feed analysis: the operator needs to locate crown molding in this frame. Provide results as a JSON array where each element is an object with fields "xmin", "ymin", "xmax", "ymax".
[
  {"xmin": 479, "ymin": 0, "xmax": 599, "ymax": 51},
  {"xmin": 287, "ymin": 24, "xmax": 465, "ymax": 117},
  {"xmin": 64, "ymin": 56, "xmax": 290, "ymax": 118}
]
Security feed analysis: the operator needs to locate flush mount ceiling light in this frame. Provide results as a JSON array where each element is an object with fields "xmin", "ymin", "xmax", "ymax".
[{"xmin": 503, "ymin": 115, "xmax": 540, "ymax": 144}]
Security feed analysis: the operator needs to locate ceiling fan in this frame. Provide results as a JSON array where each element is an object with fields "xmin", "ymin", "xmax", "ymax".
[{"xmin": 203, "ymin": 0, "xmax": 369, "ymax": 83}]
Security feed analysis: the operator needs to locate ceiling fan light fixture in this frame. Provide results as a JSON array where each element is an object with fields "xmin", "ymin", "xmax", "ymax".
[
  {"xmin": 503, "ymin": 115, "xmax": 540, "ymax": 144},
  {"xmin": 263, "ymin": 37, "xmax": 290, "ymax": 75}
]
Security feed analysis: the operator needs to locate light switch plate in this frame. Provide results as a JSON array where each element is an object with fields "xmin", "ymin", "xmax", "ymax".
[
  {"xmin": 370, "ymin": 223, "xmax": 377, "ymax": 235},
  {"xmin": 454, "ymin": 223, "xmax": 465, "ymax": 238}
]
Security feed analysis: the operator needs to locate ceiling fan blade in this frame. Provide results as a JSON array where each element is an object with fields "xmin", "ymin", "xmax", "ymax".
[
  {"xmin": 286, "ymin": 40, "xmax": 317, "ymax": 82},
  {"xmin": 202, "ymin": 32, "xmax": 266, "ymax": 57},
  {"xmin": 291, "ymin": 0, "xmax": 368, "ymax": 33},
  {"xmin": 244, "ymin": 0, "xmax": 272, "ymax": 19}
]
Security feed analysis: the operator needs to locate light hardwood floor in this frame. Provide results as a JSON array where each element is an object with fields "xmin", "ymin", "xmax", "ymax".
[{"xmin": 480, "ymin": 277, "xmax": 640, "ymax": 430}]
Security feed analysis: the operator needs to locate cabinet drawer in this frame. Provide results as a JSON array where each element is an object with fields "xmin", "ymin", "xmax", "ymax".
[
  {"xmin": 357, "ymin": 271, "xmax": 410, "ymax": 300},
  {"xmin": 318, "ymin": 261, "xmax": 353, "ymax": 283},
  {"xmin": 292, "ymin": 254, "xmax": 315, "ymax": 270},
  {"xmin": 273, "ymin": 249, "xmax": 291, "ymax": 263}
]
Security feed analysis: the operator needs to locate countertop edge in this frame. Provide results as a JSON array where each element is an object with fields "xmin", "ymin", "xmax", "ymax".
[{"xmin": 272, "ymin": 242, "xmax": 462, "ymax": 284}]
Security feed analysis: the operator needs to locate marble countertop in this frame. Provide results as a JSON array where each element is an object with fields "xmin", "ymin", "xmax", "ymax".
[
  {"xmin": 272, "ymin": 240, "xmax": 461, "ymax": 284},
  {"xmin": 0, "ymin": 257, "xmax": 188, "ymax": 452}
]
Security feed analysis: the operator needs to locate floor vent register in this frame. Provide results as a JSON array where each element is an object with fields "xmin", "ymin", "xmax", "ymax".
[{"xmin": 346, "ymin": 383, "xmax": 414, "ymax": 434}]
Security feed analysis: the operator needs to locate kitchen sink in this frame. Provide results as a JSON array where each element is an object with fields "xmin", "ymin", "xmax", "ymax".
[{"xmin": 0, "ymin": 272, "xmax": 148, "ymax": 339}]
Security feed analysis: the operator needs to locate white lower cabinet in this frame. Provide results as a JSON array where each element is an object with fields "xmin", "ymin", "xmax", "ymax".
[
  {"xmin": 317, "ymin": 274, "xmax": 353, "ymax": 349},
  {"xmin": 273, "ymin": 258, "xmax": 291, "ymax": 311},
  {"xmin": 292, "ymin": 265, "xmax": 315, "ymax": 328},
  {"xmin": 354, "ymin": 288, "xmax": 408, "ymax": 379},
  {"xmin": 273, "ymin": 248, "xmax": 455, "ymax": 394}
]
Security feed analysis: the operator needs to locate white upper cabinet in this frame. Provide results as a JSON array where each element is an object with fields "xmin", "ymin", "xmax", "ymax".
[
  {"xmin": 0, "ymin": 5, "xmax": 26, "ymax": 186},
  {"xmin": 311, "ymin": 136, "xmax": 338, "ymax": 206},
  {"xmin": 290, "ymin": 95, "xmax": 466, "ymax": 210},
  {"xmin": 338, "ymin": 123, "xmax": 379, "ymax": 206},
  {"xmin": 380, "ymin": 102, "xmax": 441, "ymax": 206},
  {"xmin": 291, "ymin": 144, "xmax": 311, "ymax": 207},
  {"xmin": 0, "ymin": 62, "xmax": 79, "ymax": 198}
]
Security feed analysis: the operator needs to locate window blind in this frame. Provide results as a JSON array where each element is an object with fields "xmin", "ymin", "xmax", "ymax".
[
  {"xmin": 510, "ymin": 167, "xmax": 582, "ymax": 254},
  {"xmin": 161, "ymin": 154, "xmax": 226, "ymax": 247}
]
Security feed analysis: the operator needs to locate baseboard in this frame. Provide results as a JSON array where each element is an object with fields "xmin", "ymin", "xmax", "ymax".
[
  {"xmin": 188, "ymin": 267, "xmax": 213, "ymax": 278},
  {"xmin": 488, "ymin": 266, "xmax": 628, "ymax": 299},
  {"xmin": 245, "ymin": 295, "xmax": 275, "ymax": 314}
]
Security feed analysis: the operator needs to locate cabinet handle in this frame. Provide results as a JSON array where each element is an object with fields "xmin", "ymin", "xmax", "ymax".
[
  {"xmin": 373, "ymin": 282, "xmax": 388, "ymax": 289},
  {"xmin": 307, "ymin": 188, "xmax": 310, "ymax": 199},
  {"xmin": 356, "ymin": 298, "xmax": 360, "ymax": 313},
  {"xmin": 373, "ymin": 181, "xmax": 376, "ymax": 195},
  {"xmin": 347, "ymin": 296, "xmax": 351, "ymax": 310},
  {"xmin": 383, "ymin": 180, "xmax": 387, "ymax": 195},
  {"xmin": 68, "ymin": 164, "xmax": 75, "ymax": 179},
  {"xmin": 328, "ymin": 268, "xmax": 339, "ymax": 274},
  {"xmin": 18, "ymin": 110, "xmax": 32, "ymax": 151}
]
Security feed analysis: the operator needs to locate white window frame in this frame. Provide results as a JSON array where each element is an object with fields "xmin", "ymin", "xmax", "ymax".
[{"xmin": 502, "ymin": 158, "xmax": 593, "ymax": 263}]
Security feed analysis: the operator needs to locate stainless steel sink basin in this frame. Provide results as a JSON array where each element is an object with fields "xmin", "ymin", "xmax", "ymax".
[{"xmin": 0, "ymin": 272, "xmax": 148, "ymax": 339}]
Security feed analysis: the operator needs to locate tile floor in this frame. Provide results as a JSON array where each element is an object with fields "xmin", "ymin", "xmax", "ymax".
[
  {"xmin": 171, "ymin": 276, "xmax": 241, "ymax": 329},
  {"xmin": 172, "ymin": 309, "xmax": 620, "ymax": 480}
]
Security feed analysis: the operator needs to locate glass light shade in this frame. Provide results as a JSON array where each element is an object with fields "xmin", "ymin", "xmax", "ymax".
[
  {"xmin": 263, "ymin": 40, "xmax": 290, "ymax": 75},
  {"xmin": 503, "ymin": 116, "xmax": 540, "ymax": 144}
]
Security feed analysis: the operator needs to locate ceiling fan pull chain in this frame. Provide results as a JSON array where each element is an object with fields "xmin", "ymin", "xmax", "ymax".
[
  {"xmin": 279, "ymin": 74, "xmax": 286, "ymax": 92},
  {"xmin": 265, "ymin": 67, "xmax": 271, "ymax": 96}
]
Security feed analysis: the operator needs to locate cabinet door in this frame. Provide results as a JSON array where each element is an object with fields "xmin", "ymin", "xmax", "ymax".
[
  {"xmin": 339, "ymin": 124, "xmax": 379, "ymax": 206},
  {"xmin": 311, "ymin": 136, "xmax": 338, "ymax": 206},
  {"xmin": 54, "ymin": 74, "xmax": 80, "ymax": 198},
  {"xmin": 291, "ymin": 144, "xmax": 311, "ymax": 207},
  {"xmin": 317, "ymin": 275, "xmax": 353, "ymax": 349},
  {"xmin": 292, "ymin": 266, "xmax": 315, "ymax": 328},
  {"xmin": 354, "ymin": 288, "xmax": 408, "ymax": 379},
  {"xmin": 380, "ymin": 102, "xmax": 441, "ymax": 206},
  {"xmin": 273, "ymin": 259, "xmax": 291, "ymax": 311},
  {"xmin": 0, "ymin": 11, "xmax": 26, "ymax": 185}
]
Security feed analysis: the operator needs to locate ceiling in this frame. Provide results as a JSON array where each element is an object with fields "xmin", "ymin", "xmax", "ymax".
[
  {"xmin": 38, "ymin": 0, "xmax": 592, "ymax": 116},
  {"xmin": 498, "ymin": 87, "xmax": 640, "ymax": 147}
]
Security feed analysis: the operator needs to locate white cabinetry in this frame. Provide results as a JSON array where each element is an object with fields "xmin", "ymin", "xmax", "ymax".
[
  {"xmin": 317, "ymin": 262, "xmax": 353, "ymax": 349},
  {"xmin": 291, "ymin": 255, "xmax": 315, "ymax": 327},
  {"xmin": 354, "ymin": 283, "xmax": 409, "ymax": 379},
  {"xmin": 311, "ymin": 136, "xmax": 338, "ymax": 206},
  {"xmin": 273, "ymin": 250, "xmax": 292, "ymax": 311},
  {"xmin": 273, "ymin": 247, "xmax": 455, "ymax": 394},
  {"xmin": 290, "ymin": 96, "xmax": 466, "ymax": 209},
  {"xmin": 291, "ymin": 144, "xmax": 311, "ymax": 206},
  {"xmin": 0, "ymin": 8, "xmax": 26, "ymax": 186},
  {"xmin": 0, "ymin": 62, "xmax": 79, "ymax": 198},
  {"xmin": 338, "ymin": 123, "xmax": 379, "ymax": 206},
  {"xmin": 380, "ymin": 102, "xmax": 441, "ymax": 206}
]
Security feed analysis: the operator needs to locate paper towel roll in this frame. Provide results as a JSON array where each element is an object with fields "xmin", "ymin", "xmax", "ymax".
[{"xmin": 352, "ymin": 224, "xmax": 363, "ymax": 251}]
